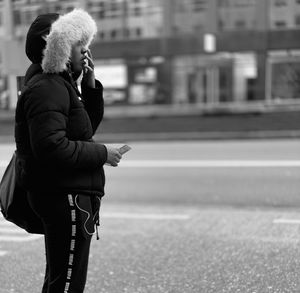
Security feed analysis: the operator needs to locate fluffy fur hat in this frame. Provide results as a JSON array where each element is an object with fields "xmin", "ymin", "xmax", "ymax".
[{"xmin": 41, "ymin": 9, "xmax": 97, "ymax": 73}]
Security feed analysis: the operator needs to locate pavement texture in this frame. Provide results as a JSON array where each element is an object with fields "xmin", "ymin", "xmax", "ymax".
[{"xmin": 2, "ymin": 205, "xmax": 300, "ymax": 293}]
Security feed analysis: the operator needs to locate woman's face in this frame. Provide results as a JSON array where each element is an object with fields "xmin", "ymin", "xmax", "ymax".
[{"xmin": 70, "ymin": 43, "xmax": 87, "ymax": 77}]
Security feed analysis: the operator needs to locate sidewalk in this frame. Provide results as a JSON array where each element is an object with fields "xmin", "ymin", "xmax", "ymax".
[
  {"xmin": 2, "ymin": 101, "xmax": 300, "ymax": 120},
  {"xmin": 0, "ymin": 104, "xmax": 300, "ymax": 143}
]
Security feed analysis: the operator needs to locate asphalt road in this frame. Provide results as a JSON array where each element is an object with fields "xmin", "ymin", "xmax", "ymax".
[{"xmin": 0, "ymin": 139, "xmax": 300, "ymax": 293}]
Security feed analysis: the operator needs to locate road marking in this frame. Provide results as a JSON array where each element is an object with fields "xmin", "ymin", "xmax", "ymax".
[
  {"xmin": 102, "ymin": 212, "xmax": 190, "ymax": 220},
  {"xmin": 0, "ymin": 250, "xmax": 7, "ymax": 256},
  {"xmin": 273, "ymin": 218, "xmax": 300, "ymax": 224},
  {"xmin": 118, "ymin": 160, "xmax": 300, "ymax": 168},
  {"xmin": 0, "ymin": 246, "xmax": 8, "ymax": 257}
]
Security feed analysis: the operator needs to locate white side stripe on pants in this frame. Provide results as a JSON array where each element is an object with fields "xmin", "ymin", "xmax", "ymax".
[{"xmin": 64, "ymin": 194, "xmax": 77, "ymax": 293}]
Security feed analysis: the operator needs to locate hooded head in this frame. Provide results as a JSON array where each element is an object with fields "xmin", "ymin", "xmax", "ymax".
[
  {"xmin": 25, "ymin": 13, "xmax": 59, "ymax": 64},
  {"xmin": 25, "ymin": 9, "xmax": 97, "ymax": 74}
]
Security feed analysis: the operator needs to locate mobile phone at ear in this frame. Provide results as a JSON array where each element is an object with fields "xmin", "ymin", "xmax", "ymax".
[{"xmin": 119, "ymin": 145, "xmax": 131, "ymax": 155}]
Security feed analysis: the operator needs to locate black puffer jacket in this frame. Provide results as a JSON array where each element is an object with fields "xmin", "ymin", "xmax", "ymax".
[{"xmin": 15, "ymin": 63, "xmax": 107, "ymax": 197}]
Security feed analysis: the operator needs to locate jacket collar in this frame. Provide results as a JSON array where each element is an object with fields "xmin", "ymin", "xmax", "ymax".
[
  {"xmin": 24, "ymin": 63, "xmax": 43, "ymax": 85},
  {"xmin": 24, "ymin": 63, "xmax": 82, "ymax": 98}
]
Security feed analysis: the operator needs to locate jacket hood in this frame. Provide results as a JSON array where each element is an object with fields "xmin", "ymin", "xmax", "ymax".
[
  {"xmin": 25, "ymin": 13, "xmax": 59, "ymax": 64},
  {"xmin": 25, "ymin": 9, "xmax": 97, "ymax": 74}
]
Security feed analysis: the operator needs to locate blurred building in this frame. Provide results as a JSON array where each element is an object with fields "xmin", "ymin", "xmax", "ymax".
[{"xmin": 0, "ymin": 0, "xmax": 300, "ymax": 110}]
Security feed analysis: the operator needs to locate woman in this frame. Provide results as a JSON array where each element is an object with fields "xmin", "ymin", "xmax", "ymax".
[{"xmin": 14, "ymin": 9, "xmax": 121, "ymax": 293}]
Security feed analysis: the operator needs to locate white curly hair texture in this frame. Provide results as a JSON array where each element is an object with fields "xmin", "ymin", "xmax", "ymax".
[{"xmin": 42, "ymin": 9, "xmax": 97, "ymax": 74}]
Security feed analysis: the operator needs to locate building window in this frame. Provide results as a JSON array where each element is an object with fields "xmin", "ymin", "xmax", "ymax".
[
  {"xmin": 110, "ymin": 0, "xmax": 121, "ymax": 18},
  {"xmin": 13, "ymin": 10, "xmax": 21, "ymax": 26},
  {"xmin": 136, "ymin": 27, "xmax": 142, "ymax": 37},
  {"xmin": 110, "ymin": 29, "xmax": 117, "ymax": 39},
  {"xmin": 99, "ymin": 31, "xmax": 105, "ymax": 40},
  {"xmin": 194, "ymin": 24, "xmax": 203, "ymax": 32},
  {"xmin": 235, "ymin": 19, "xmax": 246, "ymax": 29},
  {"xmin": 218, "ymin": 0, "xmax": 230, "ymax": 7},
  {"xmin": 232, "ymin": 0, "xmax": 256, "ymax": 7},
  {"xmin": 123, "ymin": 28, "xmax": 130, "ymax": 38},
  {"xmin": 128, "ymin": 0, "xmax": 143, "ymax": 16},
  {"xmin": 275, "ymin": 20, "xmax": 287, "ymax": 27},
  {"xmin": 134, "ymin": 6, "xmax": 141, "ymax": 16},
  {"xmin": 193, "ymin": 0, "xmax": 207, "ymax": 11},
  {"xmin": 94, "ymin": 1, "xmax": 105, "ymax": 19},
  {"xmin": 274, "ymin": 0, "xmax": 287, "ymax": 6},
  {"xmin": 175, "ymin": 0, "xmax": 188, "ymax": 12},
  {"xmin": 295, "ymin": 14, "xmax": 300, "ymax": 26},
  {"xmin": 65, "ymin": 6, "xmax": 75, "ymax": 12}
]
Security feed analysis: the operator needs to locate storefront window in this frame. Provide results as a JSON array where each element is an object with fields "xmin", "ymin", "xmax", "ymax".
[
  {"xmin": 271, "ymin": 61, "xmax": 300, "ymax": 101},
  {"xmin": 94, "ymin": 62, "xmax": 128, "ymax": 105}
]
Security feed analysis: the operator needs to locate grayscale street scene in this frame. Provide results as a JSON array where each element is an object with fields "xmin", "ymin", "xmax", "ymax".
[{"xmin": 0, "ymin": 0, "xmax": 300, "ymax": 293}]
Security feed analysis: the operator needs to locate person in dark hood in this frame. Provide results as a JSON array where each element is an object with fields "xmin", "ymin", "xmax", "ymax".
[{"xmin": 15, "ymin": 9, "xmax": 122, "ymax": 293}]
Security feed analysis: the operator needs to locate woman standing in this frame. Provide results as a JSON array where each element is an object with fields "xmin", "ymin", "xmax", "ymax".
[{"xmin": 15, "ymin": 9, "xmax": 121, "ymax": 293}]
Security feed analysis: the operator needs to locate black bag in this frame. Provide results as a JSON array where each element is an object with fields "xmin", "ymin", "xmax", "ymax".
[{"xmin": 0, "ymin": 152, "xmax": 44, "ymax": 234}]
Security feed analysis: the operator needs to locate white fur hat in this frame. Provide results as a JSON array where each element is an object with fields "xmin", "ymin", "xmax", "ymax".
[{"xmin": 42, "ymin": 9, "xmax": 97, "ymax": 73}]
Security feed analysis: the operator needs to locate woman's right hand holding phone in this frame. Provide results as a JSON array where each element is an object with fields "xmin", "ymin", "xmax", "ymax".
[{"xmin": 105, "ymin": 145, "xmax": 122, "ymax": 167}]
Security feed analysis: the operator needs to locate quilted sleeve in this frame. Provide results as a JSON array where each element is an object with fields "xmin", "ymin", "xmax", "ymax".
[
  {"xmin": 81, "ymin": 79, "xmax": 104, "ymax": 134},
  {"xmin": 23, "ymin": 78, "xmax": 107, "ymax": 169}
]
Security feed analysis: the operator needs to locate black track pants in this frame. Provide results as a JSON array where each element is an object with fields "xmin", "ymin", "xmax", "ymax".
[{"xmin": 27, "ymin": 192, "xmax": 100, "ymax": 293}]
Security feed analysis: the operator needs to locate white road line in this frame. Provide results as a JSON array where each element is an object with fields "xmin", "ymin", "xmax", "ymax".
[
  {"xmin": 102, "ymin": 212, "xmax": 190, "ymax": 220},
  {"xmin": 273, "ymin": 218, "xmax": 300, "ymax": 224},
  {"xmin": 0, "ymin": 250, "xmax": 7, "ymax": 256},
  {"xmin": 0, "ymin": 245, "xmax": 8, "ymax": 257},
  {"xmin": 119, "ymin": 160, "xmax": 300, "ymax": 168}
]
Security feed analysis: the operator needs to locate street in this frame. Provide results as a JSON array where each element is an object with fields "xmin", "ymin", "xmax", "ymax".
[{"xmin": 0, "ymin": 139, "xmax": 300, "ymax": 293}]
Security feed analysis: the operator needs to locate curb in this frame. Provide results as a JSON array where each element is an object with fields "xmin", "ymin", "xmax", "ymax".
[
  {"xmin": 1, "ymin": 130, "xmax": 299, "ymax": 145},
  {"xmin": 92, "ymin": 130, "xmax": 300, "ymax": 142},
  {"xmin": 1, "ymin": 103, "xmax": 300, "ymax": 121}
]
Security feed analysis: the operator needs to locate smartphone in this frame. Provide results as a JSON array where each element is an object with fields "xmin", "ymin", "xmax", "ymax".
[{"xmin": 119, "ymin": 144, "xmax": 131, "ymax": 155}]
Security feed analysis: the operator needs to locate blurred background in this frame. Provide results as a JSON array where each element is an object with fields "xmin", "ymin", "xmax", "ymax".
[{"xmin": 0, "ymin": 0, "xmax": 300, "ymax": 139}]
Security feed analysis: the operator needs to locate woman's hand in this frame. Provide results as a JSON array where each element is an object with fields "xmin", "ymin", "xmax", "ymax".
[
  {"xmin": 82, "ymin": 49, "xmax": 96, "ymax": 88},
  {"xmin": 105, "ymin": 145, "xmax": 122, "ymax": 167}
]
